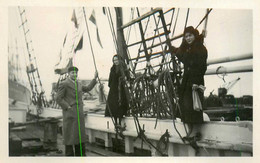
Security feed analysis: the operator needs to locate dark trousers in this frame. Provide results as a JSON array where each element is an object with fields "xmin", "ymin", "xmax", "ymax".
[{"xmin": 65, "ymin": 143, "xmax": 86, "ymax": 156}]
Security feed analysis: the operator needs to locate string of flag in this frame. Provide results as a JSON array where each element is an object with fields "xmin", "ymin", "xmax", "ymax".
[
  {"xmin": 55, "ymin": 8, "xmax": 104, "ymax": 74},
  {"xmin": 89, "ymin": 10, "xmax": 103, "ymax": 48}
]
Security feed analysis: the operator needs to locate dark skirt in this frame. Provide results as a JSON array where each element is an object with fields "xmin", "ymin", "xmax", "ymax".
[
  {"xmin": 105, "ymin": 86, "xmax": 128, "ymax": 119},
  {"xmin": 179, "ymin": 85, "xmax": 204, "ymax": 124}
]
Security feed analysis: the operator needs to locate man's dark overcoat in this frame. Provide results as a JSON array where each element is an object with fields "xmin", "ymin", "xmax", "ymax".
[{"xmin": 55, "ymin": 78, "xmax": 96, "ymax": 145}]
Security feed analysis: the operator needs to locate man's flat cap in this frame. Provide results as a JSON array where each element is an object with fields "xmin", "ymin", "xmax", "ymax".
[{"xmin": 68, "ymin": 66, "xmax": 79, "ymax": 72}]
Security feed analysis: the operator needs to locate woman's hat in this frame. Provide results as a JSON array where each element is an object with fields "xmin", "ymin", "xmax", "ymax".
[{"xmin": 184, "ymin": 26, "xmax": 199, "ymax": 38}]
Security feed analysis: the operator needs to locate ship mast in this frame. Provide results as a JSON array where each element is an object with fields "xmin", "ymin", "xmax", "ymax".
[
  {"xmin": 115, "ymin": 8, "xmax": 129, "ymax": 63},
  {"xmin": 18, "ymin": 7, "xmax": 48, "ymax": 111},
  {"xmin": 15, "ymin": 39, "xmax": 21, "ymax": 81}
]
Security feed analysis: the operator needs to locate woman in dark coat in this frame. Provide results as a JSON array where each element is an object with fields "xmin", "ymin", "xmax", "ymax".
[
  {"xmin": 176, "ymin": 26, "xmax": 208, "ymax": 124},
  {"xmin": 105, "ymin": 55, "xmax": 128, "ymax": 126}
]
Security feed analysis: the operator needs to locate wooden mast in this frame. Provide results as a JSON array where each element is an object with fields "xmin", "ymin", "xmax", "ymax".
[
  {"xmin": 114, "ymin": 7, "xmax": 132, "ymax": 108},
  {"xmin": 115, "ymin": 7, "xmax": 129, "ymax": 64}
]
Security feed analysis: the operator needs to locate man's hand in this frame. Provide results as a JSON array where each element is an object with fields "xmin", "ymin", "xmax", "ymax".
[
  {"xmin": 67, "ymin": 106, "xmax": 72, "ymax": 110},
  {"xmin": 153, "ymin": 79, "xmax": 159, "ymax": 87}
]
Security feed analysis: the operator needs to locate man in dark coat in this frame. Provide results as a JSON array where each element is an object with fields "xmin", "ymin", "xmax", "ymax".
[
  {"xmin": 55, "ymin": 66, "xmax": 98, "ymax": 156},
  {"xmin": 175, "ymin": 26, "xmax": 208, "ymax": 124}
]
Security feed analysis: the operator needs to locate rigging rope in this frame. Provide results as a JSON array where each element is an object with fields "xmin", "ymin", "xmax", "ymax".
[
  {"xmin": 130, "ymin": 7, "xmax": 187, "ymax": 150},
  {"xmin": 171, "ymin": 8, "xmax": 180, "ymax": 38},
  {"xmin": 114, "ymin": 8, "xmax": 134, "ymax": 67},
  {"xmin": 129, "ymin": 8, "xmax": 204, "ymax": 154},
  {"xmin": 133, "ymin": 7, "xmax": 153, "ymax": 67},
  {"xmin": 130, "ymin": 8, "xmax": 204, "ymax": 154},
  {"xmin": 195, "ymin": 8, "xmax": 213, "ymax": 29},
  {"xmin": 184, "ymin": 8, "xmax": 190, "ymax": 31},
  {"xmin": 167, "ymin": 8, "xmax": 175, "ymax": 33},
  {"xmin": 81, "ymin": 7, "xmax": 202, "ymax": 153},
  {"xmin": 106, "ymin": 7, "xmax": 119, "ymax": 53},
  {"xmin": 126, "ymin": 8, "xmax": 135, "ymax": 44},
  {"xmin": 82, "ymin": 7, "xmax": 117, "ymax": 127},
  {"xmin": 152, "ymin": 13, "xmax": 167, "ymax": 72}
]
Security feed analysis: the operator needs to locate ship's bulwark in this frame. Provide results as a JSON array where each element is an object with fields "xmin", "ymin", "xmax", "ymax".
[
  {"xmin": 9, "ymin": 80, "xmax": 33, "ymax": 123},
  {"xmin": 85, "ymin": 113, "xmax": 252, "ymax": 156},
  {"xmin": 25, "ymin": 105, "xmax": 252, "ymax": 156}
]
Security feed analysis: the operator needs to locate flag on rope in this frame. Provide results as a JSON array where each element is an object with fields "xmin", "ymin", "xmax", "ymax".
[
  {"xmin": 71, "ymin": 9, "xmax": 78, "ymax": 28},
  {"xmin": 66, "ymin": 58, "xmax": 73, "ymax": 70},
  {"xmin": 96, "ymin": 28, "xmax": 103, "ymax": 48},
  {"xmin": 102, "ymin": 7, "xmax": 106, "ymax": 15},
  {"xmin": 55, "ymin": 49, "xmax": 62, "ymax": 66},
  {"xmin": 89, "ymin": 10, "xmax": 103, "ymax": 48},
  {"xmin": 89, "ymin": 10, "xmax": 96, "ymax": 25},
  {"xmin": 63, "ymin": 33, "xmax": 67, "ymax": 47},
  {"xmin": 54, "ymin": 58, "xmax": 73, "ymax": 75},
  {"xmin": 74, "ymin": 35, "xmax": 83, "ymax": 53}
]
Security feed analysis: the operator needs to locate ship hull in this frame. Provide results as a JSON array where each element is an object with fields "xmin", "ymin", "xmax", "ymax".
[{"xmin": 9, "ymin": 80, "xmax": 33, "ymax": 123}]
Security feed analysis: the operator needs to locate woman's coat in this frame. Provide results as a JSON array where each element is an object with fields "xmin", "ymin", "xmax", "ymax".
[
  {"xmin": 176, "ymin": 40, "xmax": 208, "ymax": 123},
  {"xmin": 105, "ymin": 65, "xmax": 128, "ymax": 118}
]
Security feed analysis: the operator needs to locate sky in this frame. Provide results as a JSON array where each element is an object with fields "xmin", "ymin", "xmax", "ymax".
[{"xmin": 8, "ymin": 7, "xmax": 253, "ymax": 99}]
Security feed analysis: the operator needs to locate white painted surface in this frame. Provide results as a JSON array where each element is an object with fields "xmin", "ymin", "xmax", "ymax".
[
  {"xmin": 85, "ymin": 114, "xmax": 252, "ymax": 154},
  {"xmin": 9, "ymin": 109, "xmax": 27, "ymax": 123}
]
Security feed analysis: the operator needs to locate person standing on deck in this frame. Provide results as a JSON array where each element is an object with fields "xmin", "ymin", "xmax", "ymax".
[
  {"xmin": 175, "ymin": 26, "xmax": 208, "ymax": 124},
  {"xmin": 105, "ymin": 55, "xmax": 129, "ymax": 127},
  {"xmin": 55, "ymin": 66, "xmax": 98, "ymax": 156}
]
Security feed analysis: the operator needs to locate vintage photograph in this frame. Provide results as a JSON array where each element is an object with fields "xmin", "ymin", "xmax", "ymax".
[{"xmin": 8, "ymin": 6, "xmax": 252, "ymax": 157}]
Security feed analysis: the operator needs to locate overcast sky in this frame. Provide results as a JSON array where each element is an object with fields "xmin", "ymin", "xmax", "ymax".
[{"xmin": 8, "ymin": 7, "xmax": 252, "ymax": 99}]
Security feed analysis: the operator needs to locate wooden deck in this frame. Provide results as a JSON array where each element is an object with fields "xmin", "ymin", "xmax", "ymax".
[
  {"xmin": 9, "ymin": 100, "xmax": 252, "ymax": 156},
  {"xmin": 9, "ymin": 122, "xmax": 123, "ymax": 156}
]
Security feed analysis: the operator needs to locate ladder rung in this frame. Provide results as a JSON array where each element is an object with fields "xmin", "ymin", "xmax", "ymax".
[
  {"xmin": 139, "ymin": 41, "xmax": 168, "ymax": 53},
  {"xmin": 139, "ymin": 31, "xmax": 179, "ymax": 53},
  {"xmin": 131, "ymin": 50, "xmax": 170, "ymax": 61},
  {"xmin": 154, "ymin": 24, "xmax": 171, "ymax": 31},
  {"xmin": 20, "ymin": 10, "xmax": 25, "ymax": 15},
  {"xmin": 170, "ymin": 33, "xmax": 183, "ymax": 42},
  {"xmin": 120, "ymin": 8, "xmax": 162, "ymax": 29},
  {"xmin": 136, "ymin": 62, "xmax": 170, "ymax": 72},
  {"xmin": 152, "ymin": 61, "xmax": 171, "ymax": 68},
  {"xmin": 134, "ymin": 55, "xmax": 162, "ymax": 64},
  {"xmin": 19, "ymin": 19, "xmax": 27, "ymax": 28},
  {"xmin": 127, "ymin": 31, "xmax": 169, "ymax": 48},
  {"xmin": 25, "ymin": 29, "xmax": 30, "ymax": 35},
  {"xmin": 164, "ymin": 8, "xmax": 175, "ymax": 14}
]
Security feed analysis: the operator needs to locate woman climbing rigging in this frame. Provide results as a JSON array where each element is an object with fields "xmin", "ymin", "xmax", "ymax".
[{"xmin": 175, "ymin": 26, "xmax": 208, "ymax": 124}]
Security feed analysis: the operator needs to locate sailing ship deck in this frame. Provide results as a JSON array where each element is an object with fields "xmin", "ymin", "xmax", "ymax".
[
  {"xmin": 9, "ymin": 122, "xmax": 123, "ymax": 156},
  {"xmin": 9, "ymin": 100, "xmax": 253, "ymax": 156}
]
